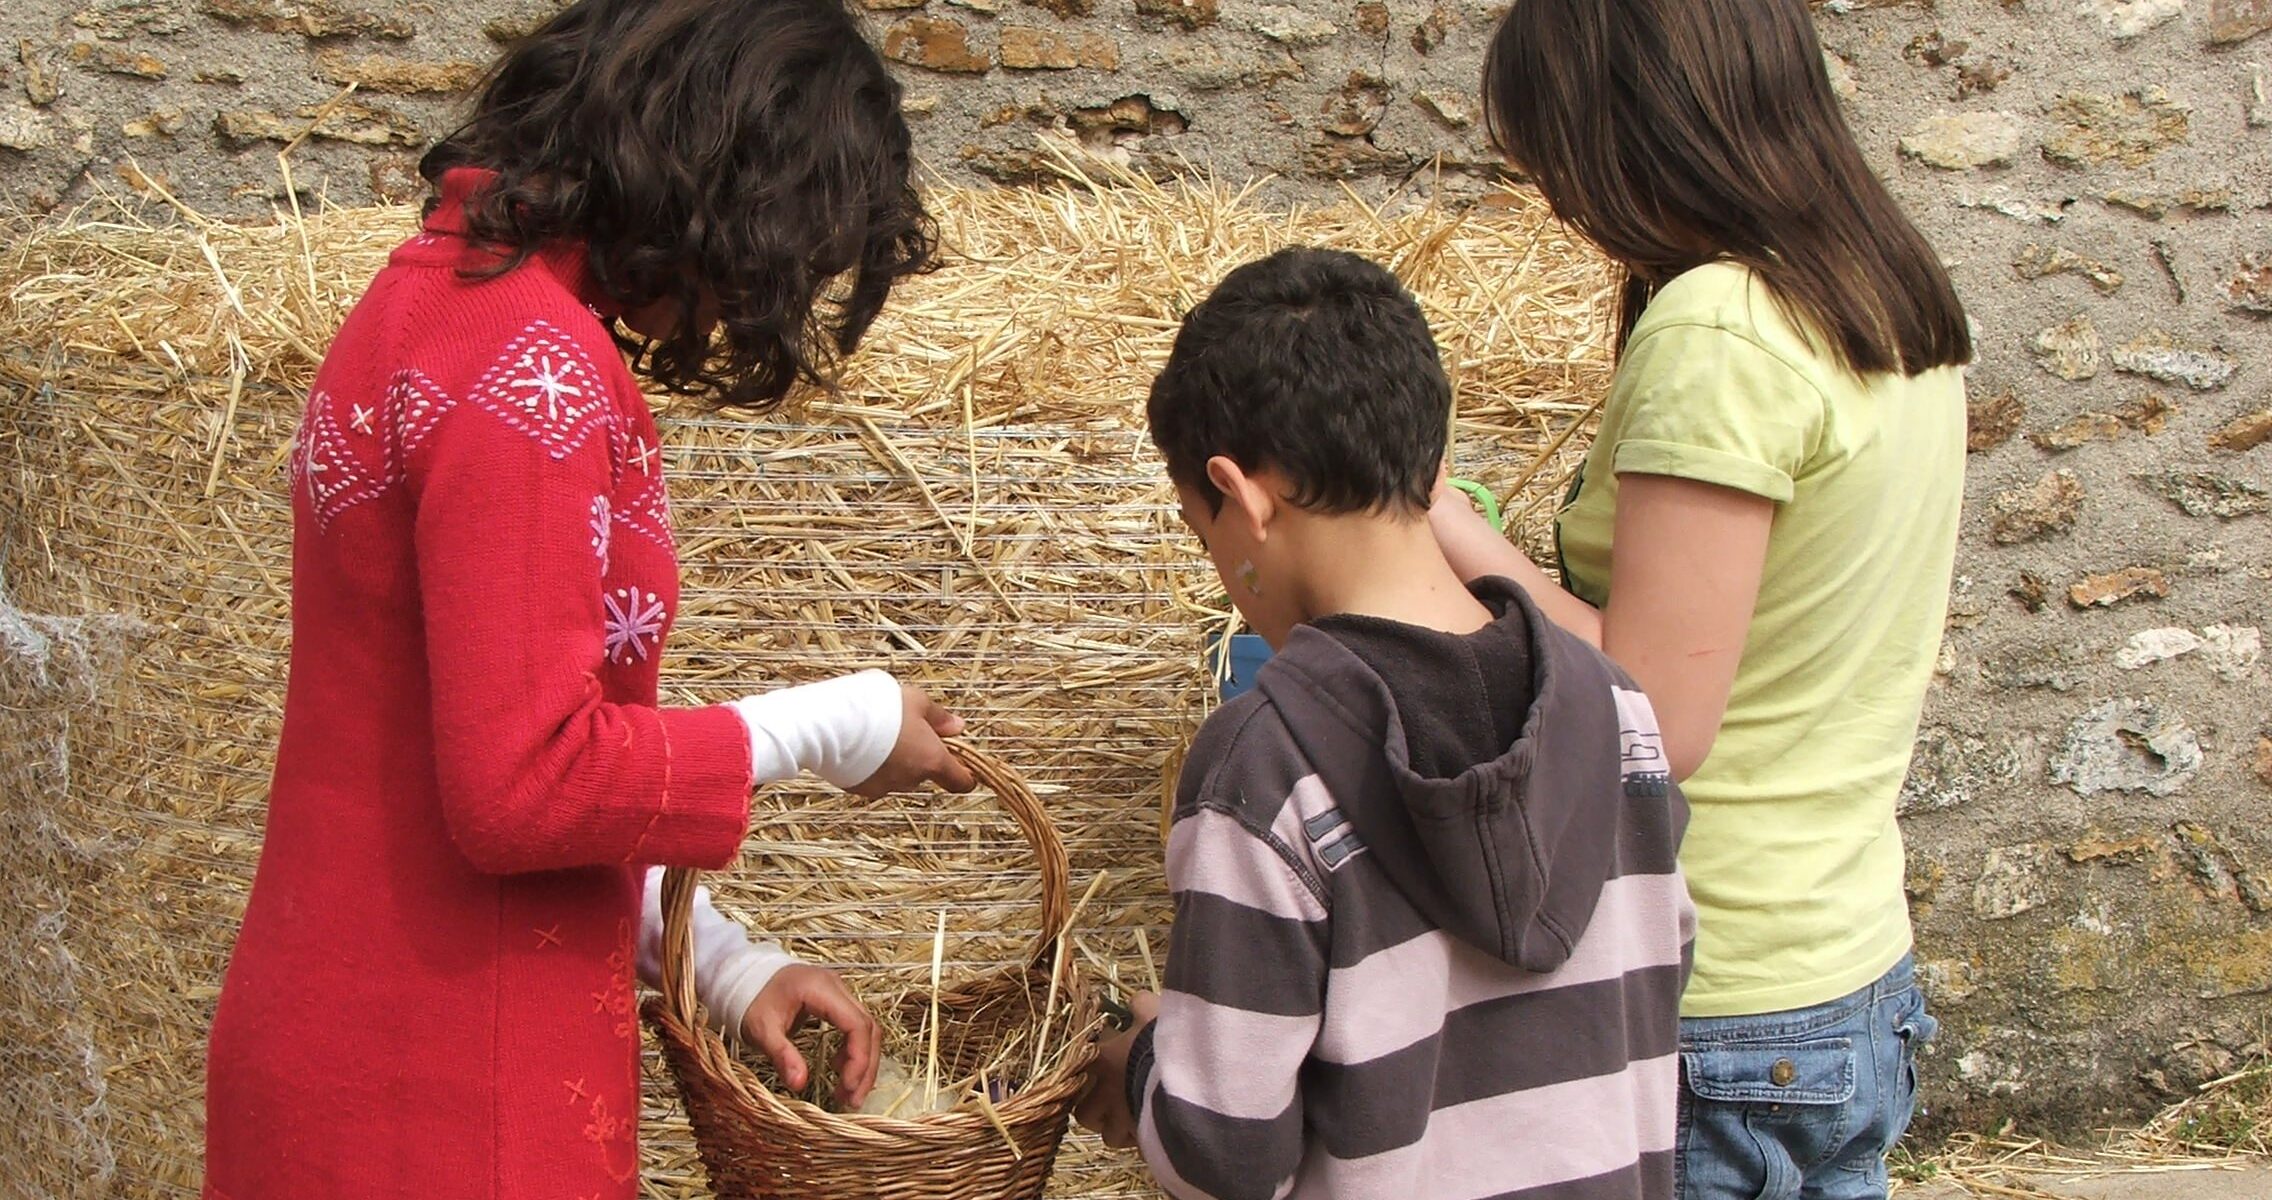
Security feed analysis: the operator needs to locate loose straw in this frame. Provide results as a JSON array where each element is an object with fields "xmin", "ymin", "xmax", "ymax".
[
  {"xmin": 1033, "ymin": 872, "xmax": 1109, "ymax": 1079},
  {"xmin": 1134, "ymin": 927, "xmax": 1161, "ymax": 995},
  {"xmin": 925, "ymin": 908, "xmax": 947, "ymax": 1111}
]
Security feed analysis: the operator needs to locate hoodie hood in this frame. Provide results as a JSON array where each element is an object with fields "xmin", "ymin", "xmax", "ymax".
[{"xmin": 1255, "ymin": 578, "xmax": 1675, "ymax": 972}]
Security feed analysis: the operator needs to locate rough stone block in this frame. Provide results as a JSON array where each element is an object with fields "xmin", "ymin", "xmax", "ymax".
[
  {"xmin": 2031, "ymin": 313, "xmax": 2104, "ymax": 380},
  {"xmin": 69, "ymin": 0, "xmax": 194, "ymax": 38},
  {"xmin": 2202, "ymin": 623, "xmax": 2264, "ymax": 679},
  {"xmin": 1958, "ymin": 185, "xmax": 2070, "ymax": 225},
  {"xmin": 2076, "ymin": 0, "xmax": 2184, "ymax": 39},
  {"xmin": 1413, "ymin": 89, "xmax": 1472, "ymax": 129},
  {"xmin": 997, "ymin": 27, "xmax": 1114, "ymax": 70},
  {"xmin": 2011, "ymin": 571, "xmax": 2055, "ymax": 612},
  {"xmin": 1411, "ymin": 4, "xmax": 1450, "ymax": 53},
  {"xmin": 1954, "ymin": 55, "xmax": 2014, "ymax": 98},
  {"xmin": 71, "ymin": 43, "xmax": 168, "ymax": 78},
  {"xmin": 1251, "ymin": 4, "xmax": 1337, "ymax": 43},
  {"xmin": 2208, "ymin": 0, "xmax": 2272, "ymax": 43},
  {"xmin": 1903, "ymin": 727, "xmax": 2022, "ymax": 813},
  {"xmin": 1968, "ymin": 390, "xmax": 2026, "ymax": 451},
  {"xmin": 2140, "ymin": 470, "xmax": 2269, "ymax": 517},
  {"xmin": 882, "ymin": 15, "xmax": 991, "ymax": 74},
  {"xmin": 2030, "ymin": 393, "xmax": 2168, "ymax": 451},
  {"xmin": 2209, "ymin": 407, "xmax": 2272, "ymax": 451},
  {"xmin": 1136, "ymin": 0, "xmax": 1219, "ymax": 28},
  {"xmin": 1323, "ymin": 72, "xmax": 1390, "ymax": 137},
  {"xmin": 2015, "ymin": 243, "xmax": 2124, "ymax": 293},
  {"xmin": 1901, "ymin": 111, "xmax": 2028, "ymax": 169},
  {"xmin": 2042, "ymin": 87, "xmax": 2190, "ymax": 167},
  {"xmin": 1972, "ymin": 844, "xmax": 2056, "ymax": 919},
  {"xmin": 2105, "ymin": 185, "xmax": 2236, "ymax": 217},
  {"xmin": 2051, "ymin": 699, "xmax": 2202, "ymax": 797},
  {"xmin": 1823, "ymin": 50, "xmax": 1860, "ymax": 100},
  {"xmin": 121, "ymin": 105, "xmax": 183, "ymax": 137},
  {"xmin": 1303, "ymin": 132, "xmax": 1411, "ymax": 179},
  {"xmin": 1979, "ymin": 640, "xmax": 2090, "ymax": 690},
  {"xmin": 2223, "ymin": 251, "xmax": 2272, "ymax": 315},
  {"xmin": 314, "ymin": 51, "xmax": 482, "ymax": 94},
  {"xmin": 198, "ymin": 0, "xmax": 414, "ymax": 38},
  {"xmin": 481, "ymin": 4, "xmax": 563, "ymax": 41},
  {"xmin": 1989, "ymin": 469, "xmax": 2086, "ymax": 543},
  {"xmin": 2111, "ymin": 330, "xmax": 2236, "ymax": 391},
  {"xmin": 0, "ymin": 104, "xmax": 57, "ymax": 151},
  {"xmin": 19, "ymin": 40, "xmax": 64, "ymax": 106},
  {"xmin": 2069, "ymin": 566, "xmax": 2170, "ymax": 607},
  {"xmin": 214, "ymin": 99, "xmax": 420, "ymax": 147},
  {"xmin": 2115, "ymin": 626, "xmax": 2204, "ymax": 669}
]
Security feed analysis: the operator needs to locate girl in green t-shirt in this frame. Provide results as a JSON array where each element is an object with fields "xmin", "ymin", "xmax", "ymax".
[{"xmin": 1432, "ymin": 0, "xmax": 1970, "ymax": 1196}]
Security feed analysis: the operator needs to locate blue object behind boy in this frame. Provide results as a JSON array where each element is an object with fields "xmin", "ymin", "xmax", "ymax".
[{"xmin": 1076, "ymin": 248, "xmax": 1696, "ymax": 1200}]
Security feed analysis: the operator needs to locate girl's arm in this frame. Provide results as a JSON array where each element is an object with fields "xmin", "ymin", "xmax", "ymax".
[
  {"xmin": 1429, "ymin": 488, "xmax": 1604, "ymax": 645},
  {"xmin": 406, "ymin": 347, "xmax": 959, "ymax": 874},
  {"xmin": 637, "ymin": 866, "xmax": 796, "ymax": 1035},
  {"xmin": 1431, "ymin": 477, "xmax": 1770, "ymax": 781}
]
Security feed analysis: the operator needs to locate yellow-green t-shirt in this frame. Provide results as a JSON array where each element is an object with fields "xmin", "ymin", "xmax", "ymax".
[{"xmin": 1556, "ymin": 262, "xmax": 1966, "ymax": 1018}]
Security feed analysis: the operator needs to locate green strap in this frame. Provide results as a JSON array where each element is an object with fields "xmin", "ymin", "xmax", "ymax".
[{"xmin": 1447, "ymin": 477, "xmax": 1504, "ymax": 533}]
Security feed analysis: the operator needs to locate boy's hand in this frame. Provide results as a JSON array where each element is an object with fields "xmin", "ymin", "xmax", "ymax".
[
  {"xmin": 850, "ymin": 686, "xmax": 978, "ymax": 798},
  {"xmin": 1076, "ymin": 991, "xmax": 1160, "ymax": 1151},
  {"xmin": 741, "ymin": 964, "xmax": 882, "ymax": 1109}
]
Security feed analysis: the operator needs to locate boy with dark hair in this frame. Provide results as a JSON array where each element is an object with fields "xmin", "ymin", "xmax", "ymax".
[{"xmin": 1075, "ymin": 247, "xmax": 1695, "ymax": 1200}]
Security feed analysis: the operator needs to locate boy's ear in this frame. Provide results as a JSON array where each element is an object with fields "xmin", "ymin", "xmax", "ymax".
[{"xmin": 1205, "ymin": 456, "xmax": 1275, "ymax": 543}]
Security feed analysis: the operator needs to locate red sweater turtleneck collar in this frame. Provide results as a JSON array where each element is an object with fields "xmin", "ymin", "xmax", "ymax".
[{"xmin": 418, "ymin": 166, "xmax": 622, "ymax": 322}]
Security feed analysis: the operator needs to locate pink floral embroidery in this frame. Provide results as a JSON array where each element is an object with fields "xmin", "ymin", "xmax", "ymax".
[
  {"xmin": 602, "ymin": 588, "xmax": 665, "ymax": 665},
  {"xmin": 589, "ymin": 495, "xmax": 612, "ymax": 570}
]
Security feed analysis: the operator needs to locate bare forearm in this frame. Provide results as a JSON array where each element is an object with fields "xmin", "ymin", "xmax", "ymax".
[{"xmin": 1430, "ymin": 497, "xmax": 1604, "ymax": 646}]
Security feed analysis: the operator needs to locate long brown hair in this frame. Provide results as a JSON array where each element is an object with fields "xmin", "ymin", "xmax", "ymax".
[{"xmin": 1483, "ymin": 0, "xmax": 1969, "ymax": 376}]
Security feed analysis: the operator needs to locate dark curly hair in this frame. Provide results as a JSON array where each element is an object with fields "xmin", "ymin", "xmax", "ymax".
[{"xmin": 420, "ymin": 0, "xmax": 936, "ymax": 411}]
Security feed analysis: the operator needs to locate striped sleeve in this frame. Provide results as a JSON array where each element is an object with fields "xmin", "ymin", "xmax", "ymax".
[{"xmin": 1130, "ymin": 805, "xmax": 1329, "ymax": 1200}]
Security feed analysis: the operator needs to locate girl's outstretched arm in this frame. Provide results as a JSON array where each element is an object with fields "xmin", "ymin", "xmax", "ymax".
[{"xmin": 1431, "ymin": 476, "xmax": 1769, "ymax": 780}]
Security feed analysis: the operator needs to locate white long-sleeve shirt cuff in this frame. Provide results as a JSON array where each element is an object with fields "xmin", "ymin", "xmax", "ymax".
[
  {"xmin": 729, "ymin": 670, "xmax": 903, "ymax": 790},
  {"xmin": 637, "ymin": 866, "xmax": 797, "ymax": 1038}
]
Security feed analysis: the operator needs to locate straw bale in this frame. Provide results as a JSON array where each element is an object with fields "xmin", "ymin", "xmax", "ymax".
[{"xmin": 0, "ymin": 166, "xmax": 1613, "ymax": 1198}]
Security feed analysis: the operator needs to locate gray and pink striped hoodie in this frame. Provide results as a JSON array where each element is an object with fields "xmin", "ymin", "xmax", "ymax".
[{"xmin": 1126, "ymin": 577, "xmax": 1696, "ymax": 1200}]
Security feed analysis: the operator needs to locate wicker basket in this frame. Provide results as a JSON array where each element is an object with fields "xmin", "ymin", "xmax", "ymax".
[{"xmin": 644, "ymin": 741, "xmax": 1100, "ymax": 1199}]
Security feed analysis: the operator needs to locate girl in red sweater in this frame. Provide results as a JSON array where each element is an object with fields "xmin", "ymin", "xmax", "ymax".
[{"xmin": 203, "ymin": 4, "xmax": 971, "ymax": 1197}]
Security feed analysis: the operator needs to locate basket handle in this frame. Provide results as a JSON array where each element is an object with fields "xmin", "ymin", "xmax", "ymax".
[{"xmin": 656, "ymin": 739, "xmax": 1076, "ymax": 1034}]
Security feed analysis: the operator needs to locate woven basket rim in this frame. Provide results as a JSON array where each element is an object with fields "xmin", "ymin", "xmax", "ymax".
[{"xmin": 650, "ymin": 738, "xmax": 1097, "ymax": 1135}]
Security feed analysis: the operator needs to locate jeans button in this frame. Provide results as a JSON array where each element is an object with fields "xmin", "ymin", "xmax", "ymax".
[{"xmin": 1770, "ymin": 1058, "xmax": 1797, "ymax": 1086}]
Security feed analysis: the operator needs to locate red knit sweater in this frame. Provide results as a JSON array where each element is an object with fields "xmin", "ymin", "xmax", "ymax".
[{"xmin": 205, "ymin": 171, "xmax": 755, "ymax": 1200}]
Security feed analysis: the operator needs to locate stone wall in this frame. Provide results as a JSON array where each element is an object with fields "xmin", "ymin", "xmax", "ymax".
[{"xmin": 4, "ymin": 0, "xmax": 2270, "ymax": 1137}]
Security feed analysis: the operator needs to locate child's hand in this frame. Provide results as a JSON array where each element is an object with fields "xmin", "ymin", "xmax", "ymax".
[
  {"xmin": 850, "ymin": 686, "xmax": 978, "ymax": 798},
  {"xmin": 1075, "ymin": 991, "xmax": 1160, "ymax": 1151},
  {"xmin": 741, "ymin": 964, "xmax": 882, "ymax": 1110}
]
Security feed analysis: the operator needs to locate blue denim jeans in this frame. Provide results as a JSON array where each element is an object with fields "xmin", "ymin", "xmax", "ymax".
[{"xmin": 1675, "ymin": 955, "xmax": 1938, "ymax": 1200}]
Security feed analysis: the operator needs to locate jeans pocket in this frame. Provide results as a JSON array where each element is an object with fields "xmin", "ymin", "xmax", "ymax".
[
  {"xmin": 1682, "ymin": 1038, "xmax": 1858, "ymax": 1196},
  {"xmin": 1891, "ymin": 990, "xmax": 1939, "ymax": 1128},
  {"xmin": 1685, "ymin": 1038, "xmax": 1859, "ymax": 1107}
]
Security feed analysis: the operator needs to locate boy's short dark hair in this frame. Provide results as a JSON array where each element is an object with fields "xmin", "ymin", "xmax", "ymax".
[{"xmin": 1147, "ymin": 247, "xmax": 1451, "ymax": 515}]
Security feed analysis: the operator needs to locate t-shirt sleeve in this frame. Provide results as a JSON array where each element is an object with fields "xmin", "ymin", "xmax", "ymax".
[{"xmin": 1606, "ymin": 322, "xmax": 1826, "ymax": 504}]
